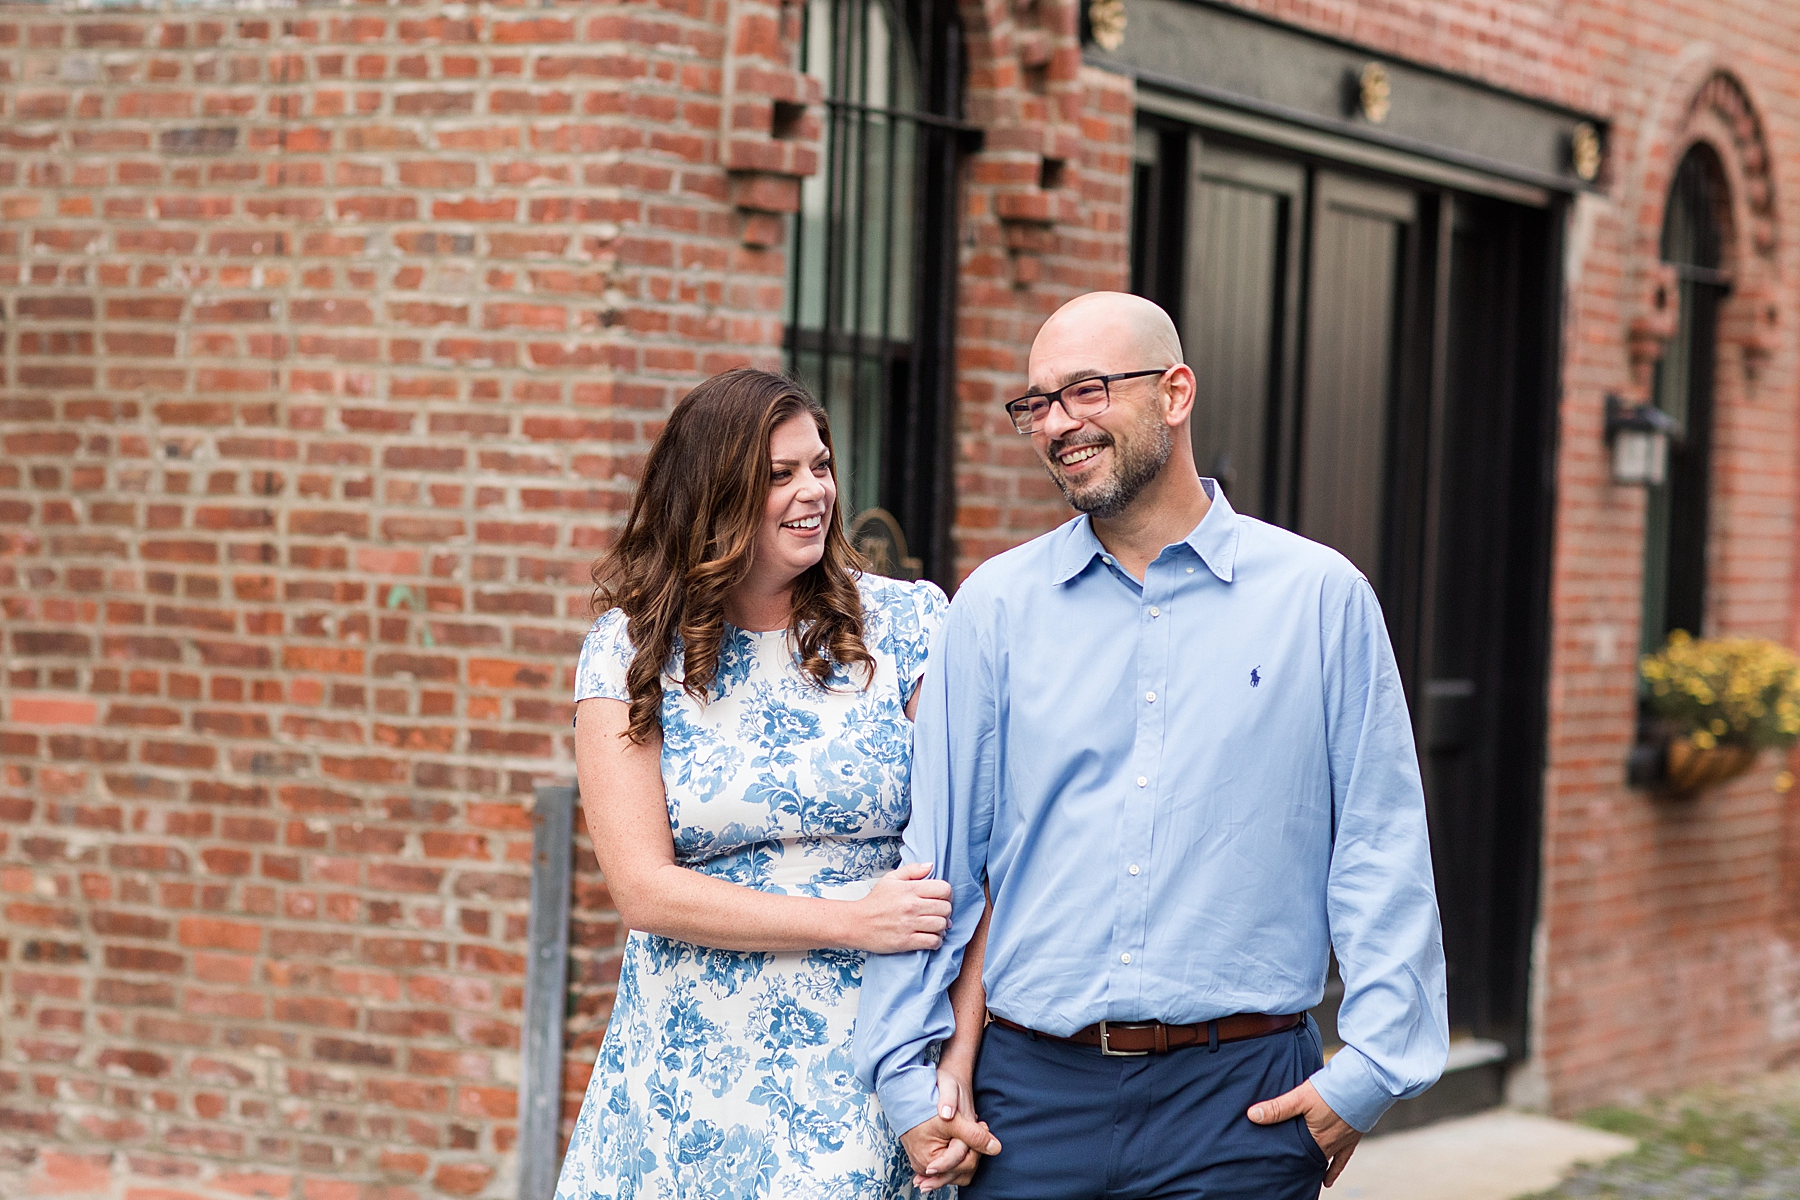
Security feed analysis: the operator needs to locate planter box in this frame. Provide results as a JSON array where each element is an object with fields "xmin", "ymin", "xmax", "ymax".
[{"xmin": 1663, "ymin": 736, "xmax": 1759, "ymax": 795}]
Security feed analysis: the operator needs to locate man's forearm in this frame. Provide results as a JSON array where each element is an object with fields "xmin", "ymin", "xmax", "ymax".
[{"xmin": 940, "ymin": 897, "xmax": 992, "ymax": 1077}]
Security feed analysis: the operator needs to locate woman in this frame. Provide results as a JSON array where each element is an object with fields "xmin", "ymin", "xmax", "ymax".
[{"xmin": 555, "ymin": 368, "xmax": 958, "ymax": 1199}]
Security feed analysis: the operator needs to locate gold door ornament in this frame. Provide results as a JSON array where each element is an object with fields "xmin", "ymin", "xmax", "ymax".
[
  {"xmin": 1088, "ymin": 0, "xmax": 1127, "ymax": 51},
  {"xmin": 1358, "ymin": 62, "xmax": 1391, "ymax": 124},
  {"xmin": 1570, "ymin": 122, "xmax": 1602, "ymax": 182}
]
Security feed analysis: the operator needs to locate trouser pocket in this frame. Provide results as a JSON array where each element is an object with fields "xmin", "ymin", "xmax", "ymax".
[{"xmin": 1290, "ymin": 1018, "xmax": 1330, "ymax": 1168}]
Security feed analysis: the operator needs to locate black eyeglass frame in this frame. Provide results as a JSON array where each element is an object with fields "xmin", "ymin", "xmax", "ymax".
[{"xmin": 1002, "ymin": 367, "xmax": 1174, "ymax": 434}]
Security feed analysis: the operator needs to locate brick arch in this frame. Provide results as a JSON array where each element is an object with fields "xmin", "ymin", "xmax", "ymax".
[
  {"xmin": 1627, "ymin": 50, "xmax": 1777, "ymax": 257},
  {"xmin": 1627, "ymin": 60, "xmax": 1783, "ymax": 378},
  {"xmin": 1675, "ymin": 73, "xmax": 1778, "ymax": 263}
]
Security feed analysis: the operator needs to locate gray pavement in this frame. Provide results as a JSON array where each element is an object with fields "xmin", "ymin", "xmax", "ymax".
[{"xmin": 1329, "ymin": 1110, "xmax": 1637, "ymax": 1200}]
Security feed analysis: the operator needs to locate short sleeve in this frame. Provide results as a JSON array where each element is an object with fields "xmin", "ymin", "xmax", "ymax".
[
  {"xmin": 893, "ymin": 580, "xmax": 949, "ymax": 695},
  {"xmin": 574, "ymin": 608, "xmax": 634, "ymax": 703}
]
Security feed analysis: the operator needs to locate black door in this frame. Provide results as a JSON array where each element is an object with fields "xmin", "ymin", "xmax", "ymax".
[
  {"xmin": 1181, "ymin": 145, "xmax": 1302, "ymax": 522},
  {"xmin": 1424, "ymin": 195, "xmax": 1557, "ymax": 1061},
  {"xmin": 1297, "ymin": 172, "xmax": 1421, "ymax": 599},
  {"xmin": 1134, "ymin": 125, "xmax": 1558, "ymax": 1123}
]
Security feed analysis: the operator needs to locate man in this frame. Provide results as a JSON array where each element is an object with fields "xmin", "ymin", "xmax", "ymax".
[{"xmin": 855, "ymin": 292, "xmax": 1447, "ymax": 1198}]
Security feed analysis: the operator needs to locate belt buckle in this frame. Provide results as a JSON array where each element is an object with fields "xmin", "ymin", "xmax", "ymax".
[{"xmin": 1098, "ymin": 1020, "xmax": 1149, "ymax": 1057}]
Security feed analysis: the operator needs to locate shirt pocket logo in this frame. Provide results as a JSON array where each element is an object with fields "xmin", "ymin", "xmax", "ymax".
[{"xmin": 1250, "ymin": 666, "xmax": 1262, "ymax": 688}]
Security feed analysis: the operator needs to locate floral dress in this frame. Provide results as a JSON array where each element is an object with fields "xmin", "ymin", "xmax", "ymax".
[{"xmin": 555, "ymin": 574, "xmax": 948, "ymax": 1200}]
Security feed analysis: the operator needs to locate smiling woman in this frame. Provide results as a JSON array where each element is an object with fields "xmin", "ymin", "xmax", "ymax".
[
  {"xmin": 590, "ymin": 369, "xmax": 874, "ymax": 746},
  {"xmin": 552, "ymin": 368, "xmax": 983, "ymax": 1199}
]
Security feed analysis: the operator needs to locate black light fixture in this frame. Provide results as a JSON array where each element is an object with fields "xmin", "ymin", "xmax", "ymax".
[{"xmin": 1605, "ymin": 393, "xmax": 1681, "ymax": 486}]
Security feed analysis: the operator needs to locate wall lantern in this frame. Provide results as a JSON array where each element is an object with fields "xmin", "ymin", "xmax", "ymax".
[{"xmin": 1605, "ymin": 393, "xmax": 1681, "ymax": 486}]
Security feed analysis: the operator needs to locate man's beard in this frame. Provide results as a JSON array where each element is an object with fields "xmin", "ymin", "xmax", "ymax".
[{"xmin": 1044, "ymin": 406, "xmax": 1173, "ymax": 519}]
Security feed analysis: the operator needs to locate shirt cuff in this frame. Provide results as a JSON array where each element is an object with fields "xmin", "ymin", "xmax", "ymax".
[
  {"xmin": 876, "ymin": 1055, "xmax": 941, "ymax": 1138},
  {"xmin": 1309, "ymin": 1044, "xmax": 1395, "ymax": 1134}
]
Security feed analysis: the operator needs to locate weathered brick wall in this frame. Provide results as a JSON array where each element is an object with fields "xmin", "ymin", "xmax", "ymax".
[
  {"xmin": 0, "ymin": 0, "xmax": 1129, "ymax": 1193},
  {"xmin": 0, "ymin": 0, "xmax": 776, "ymax": 1194},
  {"xmin": 1534, "ymin": 30, "xmax": 1800, "ymax": 1108},
  {"xmin": 4, "ymin": 0, "xmax": 1798, "ymax": 1192}
]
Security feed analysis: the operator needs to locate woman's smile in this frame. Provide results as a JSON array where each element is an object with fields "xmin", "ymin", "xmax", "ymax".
[{"xmin": 780, "ymin": 512, "xmax": 825, "ymax": 534}]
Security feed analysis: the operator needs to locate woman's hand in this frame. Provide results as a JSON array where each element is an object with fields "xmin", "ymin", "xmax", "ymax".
[
  {"xmin": 909, "ymin": 1066, "xmax": 990, "ymax": 1191},
  {"xmin": 848, "ymin": 862, "xmax": 952, "ymax": 953}
]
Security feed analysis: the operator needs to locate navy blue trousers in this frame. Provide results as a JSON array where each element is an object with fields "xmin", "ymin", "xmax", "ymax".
[{"xmin": 959, "ymin": 1016, "xmax": 1329, "ymax": 1200}]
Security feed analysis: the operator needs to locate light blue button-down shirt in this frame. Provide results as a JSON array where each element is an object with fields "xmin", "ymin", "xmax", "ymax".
[{"xmin": 855, "ymin": 483, "xmax": 1447, "ymax": 1136}]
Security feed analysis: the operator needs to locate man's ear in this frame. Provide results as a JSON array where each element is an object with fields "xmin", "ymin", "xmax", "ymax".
[{"xmin": 1162, "ymin": 364, "xmax": 1197, "ymax": 428}]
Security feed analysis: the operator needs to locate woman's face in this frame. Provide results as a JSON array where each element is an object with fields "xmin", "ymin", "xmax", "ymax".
[{"xmin": 751, "ymin": 412, "xmax": 837, "ymax": 589}]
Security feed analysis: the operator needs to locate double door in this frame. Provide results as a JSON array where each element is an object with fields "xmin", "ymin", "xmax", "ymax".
[{"xmin": 1134, "ymin": 127, "xmax": 1558, "ymax": 1098}]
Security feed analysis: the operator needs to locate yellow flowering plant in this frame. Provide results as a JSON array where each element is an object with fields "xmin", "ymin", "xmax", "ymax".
[{"xmin": 1640, "ymin": 631, "xmax": 1800, "ymax": 752}]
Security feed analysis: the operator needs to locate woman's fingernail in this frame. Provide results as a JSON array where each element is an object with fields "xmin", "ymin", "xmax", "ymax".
[{"xmin": 941, "ymin": 1105, "xmax": 954, "ymax": 1119}]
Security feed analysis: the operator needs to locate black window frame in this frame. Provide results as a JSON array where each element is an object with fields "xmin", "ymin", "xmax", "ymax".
[
  {"xmin": 784, "ymin": 0, "xmax": 971, "ymax": 585},
  {"xmin": 1641, "ymin": 143, "xmax": 1730, "ymax": 653}
]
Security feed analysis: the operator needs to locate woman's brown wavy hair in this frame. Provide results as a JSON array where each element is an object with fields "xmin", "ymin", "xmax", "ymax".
[{"xmin": 592, "ymin": 368, "xmax": 874, "ymax": 743}]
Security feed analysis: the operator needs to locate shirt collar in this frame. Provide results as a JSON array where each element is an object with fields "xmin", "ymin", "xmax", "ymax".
[{"xmin": 1049, "ymin": 477, "xmax": 1240, "ymax": 585}]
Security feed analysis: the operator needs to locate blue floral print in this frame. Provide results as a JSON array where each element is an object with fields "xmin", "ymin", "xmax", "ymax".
[{"xmin": 555, "ymin": 575, "xmax": 947, "ymax": 1200}]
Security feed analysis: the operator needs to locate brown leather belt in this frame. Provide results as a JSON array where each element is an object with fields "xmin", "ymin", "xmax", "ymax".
[{"xmin": 988, "ymin": 1012, "xmax": 1302, "ymax": 1056}]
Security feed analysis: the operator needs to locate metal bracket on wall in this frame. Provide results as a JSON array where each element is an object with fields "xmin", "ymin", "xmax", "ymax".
[{"xmin": 517, "ymin": 784, "xmax": 577, "ymax": 1200}]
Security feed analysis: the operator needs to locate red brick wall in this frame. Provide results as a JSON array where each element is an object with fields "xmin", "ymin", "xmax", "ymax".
[
  {"xmin": 0, "ymin": 0, "xmax": 1128, "ymax": 1193},
  {"xmin": 0, "ymin": 0, "xmax": 773, "ymax": 1195},
  {"xmin": 946, "ymin": 0, "xmax": 1133, "ymax": 576},
  {"xmin": 3, "ymin": 0, "xmax": 1799, "ymax": 1193}
]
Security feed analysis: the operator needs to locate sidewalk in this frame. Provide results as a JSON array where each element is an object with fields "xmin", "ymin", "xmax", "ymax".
[{"xmin": 1327, "ymin": 1110, "xmax": 1637, "ymax": 1200}]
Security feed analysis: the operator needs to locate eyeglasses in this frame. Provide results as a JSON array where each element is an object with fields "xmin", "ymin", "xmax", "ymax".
[{"xmin": 1002, "ymin": 368, "xmax": 1173, "ymax": 434}]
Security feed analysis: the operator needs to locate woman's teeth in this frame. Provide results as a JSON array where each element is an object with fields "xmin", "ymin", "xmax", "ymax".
[
  {"xmin": 1059, "ymin": 444, "xmax": 1103, "ymax": 467},
  {"xmin": 781, "ymin": 515, "xmax": 822, "ymax": 531}
]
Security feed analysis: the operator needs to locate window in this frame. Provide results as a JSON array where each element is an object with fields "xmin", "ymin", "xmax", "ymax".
[
  {"xmin": 1641, "ymin": 145, "xmax": 1729, "ymax": 652},
  {"xmin": 786, "ymin": 0, "xmax": 965, "ymax": 580}
]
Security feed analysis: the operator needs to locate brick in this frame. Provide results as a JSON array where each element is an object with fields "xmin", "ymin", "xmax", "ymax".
[
  {"xmin": 311, "ymin": 1037, "xmax": 394, "ymax": 1067},
  {"xmin": 432, "ymin": 1164, "xmax": 495, "ymax": 1197},
  {"xmin": 28, "ymin": 1150, "xmax": 113, "ymax": 1194},
  {"xmin": 8, "ymin": 696, "xmax": 99, "ymax": 725},
  {"xmin": 94, "ymin": 1048, "xmax": 171, "ymax": 1077},
  {"xmin": 280, "ymin": 646, "xmax": 365, "ymax": 674},
  {"xmin": 453, "ymin": 1086, "xmax": 517, "ymax": 1119},
  {"xmin": 271, "ymin": 996, "xmax": 359, "ymax": 1029},
  {"xmin": 363, "ymin": 1078, "xmax": 448, "ymax": 1112},
  {"xmin": 94, "ymin": 978, "xmax": 177, "ymax": 1007},
  {"xmin": 177, "ymin": 917, "xmax": 261, "ymax": 951}
]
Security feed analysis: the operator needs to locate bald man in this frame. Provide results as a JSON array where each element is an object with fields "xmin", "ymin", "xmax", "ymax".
[{"xmin": 855, "ymin": 292, "xmax": 1447, "ymax": 1199}]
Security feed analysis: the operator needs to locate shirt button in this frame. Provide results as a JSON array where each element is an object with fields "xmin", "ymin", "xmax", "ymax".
[
  {"xmin": 1149, "ymin": 606, "xmax": 1160, "ymax": 617},
  {"xmin": 1136, "ymin": 776, "xmax": 1148, "ymax": 788},
  {"xmin": 1187, "ymin": 567, "xmax": 1195, "ymax": 574},
  {"xmin": 1103, "ymin": 555, "xmax": 1114, "ymax": 565},
  {"xmin": 1146, "ymin": 691, "xmax": 1156, "ymax": 703},
  {"xmin": 1120, "ymin": 953, "xmax": 1132, "ymax": 965},
  {"xmin": 1128, "ymin": 864, "xmax": 1140, "ymax": 876}
]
